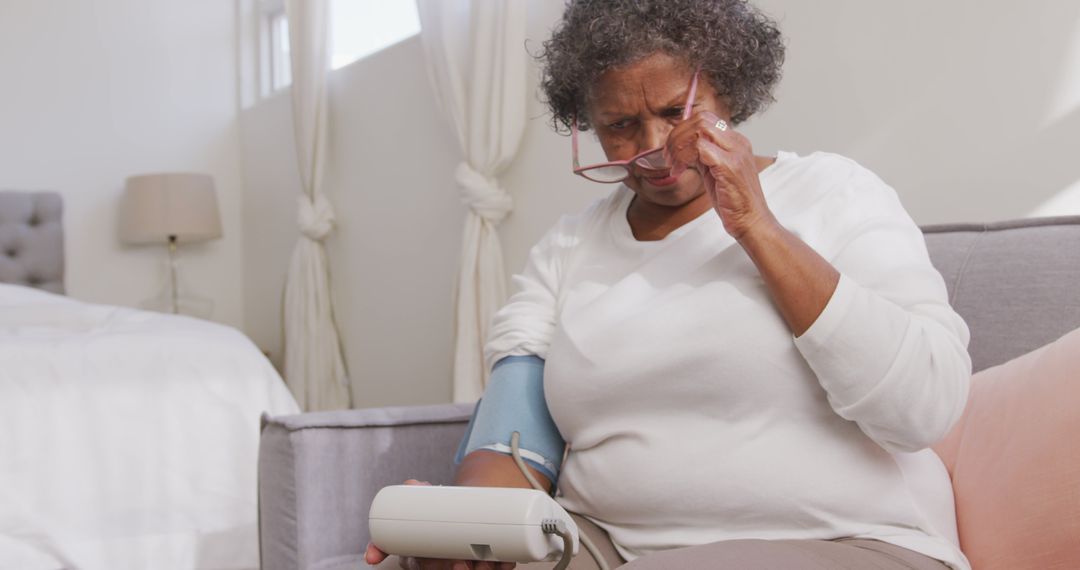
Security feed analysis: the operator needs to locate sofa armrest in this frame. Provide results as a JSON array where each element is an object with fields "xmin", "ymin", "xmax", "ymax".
[{"xmin": 258, "ymin": 403, "xmax": 474, "ymax": 570}]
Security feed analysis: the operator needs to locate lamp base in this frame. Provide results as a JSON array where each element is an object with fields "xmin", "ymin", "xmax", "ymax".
[
  {"xmin": 139, "ymin": 250, "xmax": 215, "ymax": 320},
  {"xmin": 139, "ymin": 290, "xmax": 215, "ymax": 320}
]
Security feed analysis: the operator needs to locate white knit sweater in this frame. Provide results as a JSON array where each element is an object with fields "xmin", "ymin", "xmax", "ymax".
[{"xmin": 485, "ymin": 151, "xmax": 972, "ymax": 570}]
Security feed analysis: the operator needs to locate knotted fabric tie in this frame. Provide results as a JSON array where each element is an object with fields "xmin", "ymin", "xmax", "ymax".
[
  {"xmin": 297, "ymin": 192, "xmax": 335, "ymax": 241},
  {"xmin": 455, "ymin": 162, "xmax": 513, "ymax": 225}
]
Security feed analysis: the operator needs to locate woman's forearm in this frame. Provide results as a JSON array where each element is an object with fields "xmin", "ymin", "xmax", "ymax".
[
  {"xmin": 454, "ymin": 450, "xmax": 554, "ymax": 493},
  {"xmin": 737, "ymin": 218, "xmax": 840, "ymax": 337}
]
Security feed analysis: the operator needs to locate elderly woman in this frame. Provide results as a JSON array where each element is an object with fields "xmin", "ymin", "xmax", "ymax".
[{"xmin": 368, "ymin": 0, "xmax": 971, "ymax": 569}]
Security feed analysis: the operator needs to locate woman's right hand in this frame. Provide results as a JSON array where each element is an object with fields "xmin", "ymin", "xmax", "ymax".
[{"xmin": 363, "ymin": 479, "xmax": 517, "ymax": 570}]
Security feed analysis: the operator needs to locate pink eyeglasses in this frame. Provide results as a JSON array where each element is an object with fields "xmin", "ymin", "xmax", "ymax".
[{"xmin": 572, "ymin": 69, "xmax": 701, "ymax": 183}]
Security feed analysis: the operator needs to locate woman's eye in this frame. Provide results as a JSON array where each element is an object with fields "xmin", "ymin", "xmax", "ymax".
[
  {"xmin": 609, "ymin": 119, "xmax": 633, "ymax": 130},
  {"xmin": 666, "ymin": 106, "xmax": 688, "ymax": 118}
]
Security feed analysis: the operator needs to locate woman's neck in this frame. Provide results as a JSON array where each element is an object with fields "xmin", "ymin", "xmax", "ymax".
[{"xmin": 627, "ymin": 192, "xmax": 712, "ymax": 241}]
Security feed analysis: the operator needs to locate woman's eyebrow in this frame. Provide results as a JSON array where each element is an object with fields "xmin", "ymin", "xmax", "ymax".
[
  {"xmin": 592, "ymin": 87, "xmax": 695, "ymax": 118},
  {"xmin": 594, "ymin": 109, "xmax": 636, "ymax": 118},
  {"xmin": 666, "ymin": 88, "xmax": 696, "ymax": 107},
  {"xmin": 645, "ymin": 89, "xmax": 695, "ymax": 112}
]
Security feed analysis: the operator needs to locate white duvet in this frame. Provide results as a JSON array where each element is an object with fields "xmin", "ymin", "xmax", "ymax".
[{"xmin": 0, "ymin": 284, "xmax": 300, "ymax": 570}]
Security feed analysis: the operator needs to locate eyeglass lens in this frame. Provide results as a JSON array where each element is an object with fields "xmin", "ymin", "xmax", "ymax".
[
  {"xmin": 580, "ymin": 164, "xmax": 631, "ymax": 183},
  {"xmin": 633, "ymin": 148, "xmax": 670, "ymax": 170}
]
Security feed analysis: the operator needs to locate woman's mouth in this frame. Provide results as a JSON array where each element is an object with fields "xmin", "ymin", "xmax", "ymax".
[{"xmin": 642, "ymin": 171, "xmax": 679, "ymax": 188}]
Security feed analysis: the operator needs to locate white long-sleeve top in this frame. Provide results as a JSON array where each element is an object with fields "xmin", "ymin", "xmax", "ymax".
[{"xmin": 484, "ymin": 151, "xmax": 972, "ymax": 569}]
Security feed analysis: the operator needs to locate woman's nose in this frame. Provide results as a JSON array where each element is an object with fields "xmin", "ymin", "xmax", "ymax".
[{"xmin": 639, "ymin": 119, "xmax": 672, "ymax": 151}]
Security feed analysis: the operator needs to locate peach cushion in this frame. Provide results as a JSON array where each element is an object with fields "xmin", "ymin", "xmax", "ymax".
[{"xmin": 933, "ymin": 327, "xmax": 1080, "ymax": 569}]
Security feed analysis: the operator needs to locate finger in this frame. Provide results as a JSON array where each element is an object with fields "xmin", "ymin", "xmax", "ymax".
[
  {"xmin": 694, "ymin": 139, "xmax": 746, "ymax": 212},
  {"xmin": 366, "ymin": 542, "xmax": 389, "ymax": 564},
  {"xmin": 414, "ymin": 558, "xmax": 447, "ymax": 570},
  {"xmin": 701, "ymin": 118, "xmax": 755, "ymax": 163},
  {"xmin": 475, "ymin": 562, "xmax": 496, "ymax": 570},
  {"xmin": 695, "ymin": 138, "xmax": 738, "ymax": 188},
  {"xmin": 497, "ymin": 562, "xmax": 517, "ymax": 570},
  {"xmin": 403, "ymin": 479, "xmax": 432, "ymax": 486},
  {"xmin": 699, "ymin": 137, "xmax": 760, "ymax": 188},
  {"xmin": 662, "ymin": 115, "xmax": 735, "ymax": 172},
  {"xmin": 663, "ymin": 122, "xmax": 703, "ymax": 169},
  {"xmin": 689, "ymin": 110, "xmax": 741, "ymax": 151},
  {"xmin": 665, "ymin": 110, "xmax": 732, "ymax": 154}
]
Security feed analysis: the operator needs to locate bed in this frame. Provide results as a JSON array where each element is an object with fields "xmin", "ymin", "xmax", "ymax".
[{"xmin": 0, "ymin": 191, "xmax": 300, "ymax": 569}]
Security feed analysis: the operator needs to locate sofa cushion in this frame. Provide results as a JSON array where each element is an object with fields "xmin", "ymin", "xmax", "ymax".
[
  {"xmin": 922, "ymin": 217, "xmax": 1080, "ymax": 372},
  {"xmin": 933, "ymin": 326, "xmax": 1080, "ymax": 570}
]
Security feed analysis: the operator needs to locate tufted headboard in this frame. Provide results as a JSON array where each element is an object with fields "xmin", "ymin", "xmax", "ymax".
[{"xmin": 0, "ymin": 191, "xmax": 65, "ymax": 294}]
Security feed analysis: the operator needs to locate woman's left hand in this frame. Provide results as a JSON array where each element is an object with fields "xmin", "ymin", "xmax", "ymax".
[{"xmin": 664, "ymin": 110, "xmax": 778, "ymax": 241}]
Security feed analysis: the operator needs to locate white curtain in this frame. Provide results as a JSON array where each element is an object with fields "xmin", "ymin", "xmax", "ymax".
[
  {"xmin": 417, "ymin": 0, "xmax": 528, "ymax": 403},
  {"xmin": 282, "ymin": 0, "xmax": 351, "ymax": 411}
]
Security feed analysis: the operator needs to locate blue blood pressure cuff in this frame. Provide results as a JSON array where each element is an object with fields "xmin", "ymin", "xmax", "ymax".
[{"xmin": 454, "ymin": 355, "xmax": 566, "ymax": 484}]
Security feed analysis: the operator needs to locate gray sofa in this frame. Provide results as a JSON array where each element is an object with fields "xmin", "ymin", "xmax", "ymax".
[{"xmin": 258, "ymin": 216, "xmax": 1080, "ymax": 570}]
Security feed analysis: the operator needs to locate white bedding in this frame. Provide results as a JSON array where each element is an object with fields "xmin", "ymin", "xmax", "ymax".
[{"xmin": 0, "ymin": 284, "xmax": 300, "ymax": 570}]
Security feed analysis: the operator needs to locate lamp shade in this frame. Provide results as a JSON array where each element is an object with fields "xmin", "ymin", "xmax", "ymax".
[{"xmin": 120, "ymin": 173, "xmax": 223, "ymax": 244}]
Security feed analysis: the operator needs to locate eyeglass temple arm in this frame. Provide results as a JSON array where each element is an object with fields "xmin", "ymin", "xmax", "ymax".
[
  {"xmin": 682, "ymin": 69, "xmax": 700, "ymax": 121},
  {"xmin": 571, "ymin": 118, "xmax": 581, "ymax": 169}
]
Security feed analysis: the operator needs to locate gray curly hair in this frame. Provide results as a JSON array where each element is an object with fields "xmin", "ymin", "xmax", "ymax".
[{"xmin": 539, "ymin": 0, "xmax": 785, "ymax": 132}]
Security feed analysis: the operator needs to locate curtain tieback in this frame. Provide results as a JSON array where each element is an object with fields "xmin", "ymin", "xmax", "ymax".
[
  {"xmin": 455, "ymin": 162, "xmax": 512, "ymax": 225},
  {"xmin": 297, "ymin": 192, "xmax": 336, "ymax": 241}
]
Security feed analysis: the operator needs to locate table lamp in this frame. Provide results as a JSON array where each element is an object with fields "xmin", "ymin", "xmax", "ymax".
[{"xmin": 119, "ymin": 173, "xmax": 223, "ymax": 315}]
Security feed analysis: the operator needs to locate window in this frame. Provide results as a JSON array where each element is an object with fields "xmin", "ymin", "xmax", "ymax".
[
  {"xmin": 268, "ymin": 9, "xmax": 292, "ymax": 91},
  {"xmin": 259, "ymin": 0, "xmax": 422, "ymax": 95},
  {"xmin": 258, "ymin": 0, "xmax": 291, "ymax": 95},
  {"xmin": 331, "ymin": 0, "xmax": 421, "ymax": 70}
]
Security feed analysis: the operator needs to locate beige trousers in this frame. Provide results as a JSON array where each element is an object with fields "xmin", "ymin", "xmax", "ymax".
[{"xmin": 373, "ymin": 512, "xmax": 951, "ymax": 570}]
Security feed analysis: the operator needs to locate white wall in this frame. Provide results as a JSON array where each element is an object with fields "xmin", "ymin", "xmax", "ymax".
[
  {"xmin": 500, "ymin": 0, "xmax": 1080, "ymax": 275},
  {"xmin": 239, "ymin": 36, "xmax": 463, "ymax": 407},
  {"xmin": 237, "ymin": 91, "xmax": 297, "ymax": 364},
  {"xmin": 0, "ymin": 0, "xmax": 246, "ymax": 328},
  {"xmin": 325, "ymin": 37, "xmax": 465, "ymax": 406},
  {"xmin": 239, "ymin": 0, "xmax": 1080, "ymax": 407},
  {"xmin": 744, "ymin": 0, "xmax": 1080, "ymax": 225}
]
